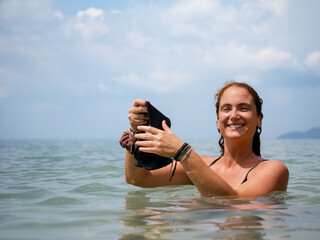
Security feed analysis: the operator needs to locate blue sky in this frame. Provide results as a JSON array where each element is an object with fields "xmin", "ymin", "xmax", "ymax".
[{"xmin": 0, "ymin": 0, "xmax": 319, "ymax": 140}]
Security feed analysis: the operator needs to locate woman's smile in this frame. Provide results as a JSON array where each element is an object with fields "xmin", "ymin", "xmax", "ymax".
[
  {"xmin": 227, "ymin": 124, "xmax": 246, "ymax": 129},
  {"xmin": 217, "ymin": 86, "xmax": 262, "ymax": 140}
]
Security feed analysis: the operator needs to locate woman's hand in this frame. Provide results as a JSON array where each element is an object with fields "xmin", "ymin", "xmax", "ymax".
[
  {"xmin": 128, "ymin": 99, "xmax": 149, "ymax": 133},
  {"xmin": 135, "ymin": 120, "xmax": 184, "ymax": 159}
]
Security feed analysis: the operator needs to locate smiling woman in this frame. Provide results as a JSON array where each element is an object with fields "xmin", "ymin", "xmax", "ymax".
[
  {"xmin": 120, "ymin": 81, "xmax": 289, "ymax": 197},
  {"xmin": 215, "ymin": 81, "xmax": 263, "ymax": 157}
]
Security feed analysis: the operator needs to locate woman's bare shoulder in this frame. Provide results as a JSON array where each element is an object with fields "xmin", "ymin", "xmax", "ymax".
[
  {"xmin": 237, "ymin": 159, "xmax": 289, "ymax": 196},
  {"xmin": 255, "ymin": 159, "xmax": 289, "ymax": 183},
  {"xmin": 261, "ymin": 159, "xmax": 288, "ymax": 170}
]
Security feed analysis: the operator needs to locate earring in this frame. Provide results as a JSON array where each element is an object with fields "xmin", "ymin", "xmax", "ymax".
[{"xmin": 257, "ymin": 128, "xmax": 261, "ymax": 134}]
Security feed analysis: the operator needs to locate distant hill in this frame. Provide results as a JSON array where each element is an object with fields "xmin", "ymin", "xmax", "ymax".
[{"xmin": 278, "ymin": 127, "xmax": 320, "ymax": 139}]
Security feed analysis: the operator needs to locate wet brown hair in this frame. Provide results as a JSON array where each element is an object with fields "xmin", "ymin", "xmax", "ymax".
[{"xmin": 215, "ymin": 81, "xmax": 263, "ymax": 156}]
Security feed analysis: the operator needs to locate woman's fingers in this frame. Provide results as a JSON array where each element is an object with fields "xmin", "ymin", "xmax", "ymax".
[
  {"xmin": 134, "ymin": 132, "xmax": 154, "ymax": 141},
  {"xmin": 128, "ymin": 99, "xmax": 149, "ymax": 131},
  {"xmin": 136, "ymin": 120, "xmax": 171, "ymax": 134},
  {"xmin": 133, "ymin": 98, "xmax": 147, "ymax": 107},
  {"xmin": 136, "ymin": 125, "xmax": 161, "ymax": 135}
]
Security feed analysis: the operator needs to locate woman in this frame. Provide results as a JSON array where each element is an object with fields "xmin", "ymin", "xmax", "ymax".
[{"xmin": 120, "ymin": 81, "xmax": 289, "ymax": 197}]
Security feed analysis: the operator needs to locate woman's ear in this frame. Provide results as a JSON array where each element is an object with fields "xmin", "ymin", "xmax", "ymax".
[
  {"xmin": 257, "ymin": 114, "xmax": 263, "ymax": 128},
  {"xmin": 216, "ymin": 117, "xmax": 220, "ymax": 132}
]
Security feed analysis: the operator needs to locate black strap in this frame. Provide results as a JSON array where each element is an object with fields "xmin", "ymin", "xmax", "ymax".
[
  {"xmin": 241, "ymin": 160, "xmax": 268, "ymax": 184},
  {"xmin": 208, "ymin": 155, "xmax": 223, "ymax": 167},
  {"xmin": 209, "ymin": 157, "xmax": 268, "ymax": 184}
]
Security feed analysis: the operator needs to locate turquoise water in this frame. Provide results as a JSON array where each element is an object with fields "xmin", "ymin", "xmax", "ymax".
[{"xmin": 0, "ymin": 139, "xmax": 320, "ymax": 240}]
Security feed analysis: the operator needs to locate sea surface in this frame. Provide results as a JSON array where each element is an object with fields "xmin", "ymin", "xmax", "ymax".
[{"xmin": 0, "ymin": 139, "xmax": 320, "ymax": 240}]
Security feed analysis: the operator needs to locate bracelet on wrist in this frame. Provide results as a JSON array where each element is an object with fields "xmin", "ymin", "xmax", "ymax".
[
  {"xmin": 169, "ymin": 143, "xmax": 192, "ymax": 182},
  {"xmin": 128, "ymin": 127, "xmax": 138, "ymax": 137},
  {"xmin": 173, "ymin": 143, "xmax": 192, "ymax": 162},
  {"xmin": 173, "ymin": 143, "xmax": 188, "ymax": 161},
  {"xmin": 180, "ymin": 147, "xmax": 192, "ymax": 163}
]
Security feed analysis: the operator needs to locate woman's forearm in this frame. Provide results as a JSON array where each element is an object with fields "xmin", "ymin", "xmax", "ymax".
[
  {"xmin": 181, "ymin": 150, "xmax": 237, "ymax": 197},
  {"xmin": 124, "ymin": 150, "xmax": 148, "ymax": 186}
]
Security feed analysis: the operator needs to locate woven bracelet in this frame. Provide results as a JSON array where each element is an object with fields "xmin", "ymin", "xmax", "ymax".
[
  {"xmin": 173, "ymin": 143, "xmax": 188, "ymax": 161},
  {"xmin": 173, "ymin": 143, "xmax": 191, "ymax": 161},
  {"xmin": 177, "ymin": 145, "xmax": 191, "ymax": 161},
  {"xmin": 180, "ymin": 147, "xmax": 193, "ymax": 163}
]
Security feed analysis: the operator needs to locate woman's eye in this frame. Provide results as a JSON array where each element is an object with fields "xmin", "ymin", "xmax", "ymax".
[{"xmin": 239, "ymin": 106, "xmax": 249, "ymax": 111}]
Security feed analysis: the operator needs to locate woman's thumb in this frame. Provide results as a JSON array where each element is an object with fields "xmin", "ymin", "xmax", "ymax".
[{"xmin": 162, "ymin": 120, "xmax": 172, "ymax": 132}]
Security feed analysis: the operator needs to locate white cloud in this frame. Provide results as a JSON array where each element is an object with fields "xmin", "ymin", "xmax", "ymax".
[
  {"xmin": 0, "ymin": 0, "xmax": 319, "ymax": 139},
  {"xmin": 163, "ymin": 0, "xmax": 286, "ymax": 40},
  {"xmin": 117, "ymin": 70, "xmax": 190, "ymax": 93},
  {"xmin": 97, "ymin": 83, "xmax": 123, "ymax": 95},
  {"xmin": 118, "ymin": 73, "xmax": 140, "ymax": 85},
  {"xmin": 0, "ymin": 0, "xmax": 53, "ymax": 21},
  {"xmin": 72, "ymin": 8, "xmax": 109, "ymax": 41},
  {"xmin": 0, "ymin": 0, "xmax": 318, "ymax": 95},
  {"xmin": 110, "ymin": 10, "xmax": 121, "ymax": 15},
  {"xmin": 54, "ymin": 10, "xmax": 64, "ymax": 19},
  {"xmin": 126, "ymin": 29, "xmax": 149, "ymax": 48},
  {"xmin": 166, "ymin": 0, "xmax": 215, "ymax": 20},
  {"xmin": 73, "ymin": 21, "xmax": 108, "ymax": 41},
  {"xmin": 77, "ymin": 7, "xmax": 103, "ymax": 19},
  {"xmin": 252, "ymin": 47, "xmax": 301, "ymax": 70},
  {"xmin": 305, "ymin": 51, "xmax": 320, "ymax": 75},
  {"xmin": 203, "ymin": 43, "xmax": 302, "ymax": 71},
  {"xmin": 97, "ymin": 83, "xmax": 110, "ymax": 93},
  {"xmin": 260, "ymin": 0, "xmax": 286, "ymax": 16},
  {"xmin": 244, "ymin": 0, "xmax": 287, "ymax": 17},
  {"xmin": 233, "ymin": 74, "xmax": 258, "ymax": 85}
]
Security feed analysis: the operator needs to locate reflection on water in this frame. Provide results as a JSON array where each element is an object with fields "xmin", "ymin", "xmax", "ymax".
[
  {"xmin": 120, "ymin": 189, "xmax": 288, "ymax": 240},
  {"xmin": 1, "ymin": 139, "xmax": 319, "ymax": 239}
]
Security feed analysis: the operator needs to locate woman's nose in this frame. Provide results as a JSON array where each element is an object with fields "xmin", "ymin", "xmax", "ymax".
[{"xmin": 230, "ymin": 109, "xmax": 239, "ymax": 119}]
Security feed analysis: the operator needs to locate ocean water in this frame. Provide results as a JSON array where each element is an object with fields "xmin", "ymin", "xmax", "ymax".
[{"xmin": 0, "ymin": 139, "xmax": 320, "ymax": 240}]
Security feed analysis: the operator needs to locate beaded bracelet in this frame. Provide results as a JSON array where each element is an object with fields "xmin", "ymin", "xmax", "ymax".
[
  {"xmin": 180, "ymin": 147, "xmax": 193, "ymax": 164},
  {"xmin": 177, "ymin": 145, "xmax": 191, "ymax": 161},
  {"xmin": 169, "ymin": 144, "xmax": 192, "ymax": 181},
  {"xmin": 173, "ymin": 143, "xmax": 189, "ymax": 161}
]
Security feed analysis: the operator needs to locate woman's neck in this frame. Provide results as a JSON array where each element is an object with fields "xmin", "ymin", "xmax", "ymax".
[{"xmin": 223, "ymin": 138, "xmax": 257, "ymax": 167}]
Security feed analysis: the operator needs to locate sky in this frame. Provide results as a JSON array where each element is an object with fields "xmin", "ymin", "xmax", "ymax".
[{"xmin": 0, "ymin": 0, "xmax": 319, "ymax": 140}]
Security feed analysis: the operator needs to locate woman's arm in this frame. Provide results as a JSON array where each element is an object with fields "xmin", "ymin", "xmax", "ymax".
[
  {"xmin": 135, "ymin": 121, "xmax": 237, "ymax": 196},
  {"xmin": 125, "ymin": 150, "xmax": 193, "ymax": 187},
  {"xmin": 135, "ymin": 121, "xmax": 289, "ymax": 197},
  {"xmin": 124, "ymin": 99, "xmax": 192, "ymax": 187},
  {"xmin": 180, "ymin": 150, "xmax": 237, "ymax": 197},
  {"xmin": 124, "ymin": 134, "xmax": 192, "ymax": 187}
]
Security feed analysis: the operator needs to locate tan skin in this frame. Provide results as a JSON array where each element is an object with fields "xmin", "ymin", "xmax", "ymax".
[{"xmin": 125, "ymin": 86, "xmax": 289, "ymax": 197}]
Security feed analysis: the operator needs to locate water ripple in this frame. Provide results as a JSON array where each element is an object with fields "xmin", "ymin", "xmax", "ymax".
[
  {"xmin": 1, "ymin": 139, "xmax": 320, "ymax": 240},
  {"xmin": 38, "ymin": 197, "xmax": 82, "ymax": 206}
]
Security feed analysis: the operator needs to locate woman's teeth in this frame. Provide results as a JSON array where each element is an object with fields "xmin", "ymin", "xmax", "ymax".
[{"xmin": 228, "ymin": 124, "xmax": 244, "ymax": 128}]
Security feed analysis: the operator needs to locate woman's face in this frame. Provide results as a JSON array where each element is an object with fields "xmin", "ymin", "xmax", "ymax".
[{"xmin": 217, "ymin": 86, "xmax": 262, "ymax": 141}]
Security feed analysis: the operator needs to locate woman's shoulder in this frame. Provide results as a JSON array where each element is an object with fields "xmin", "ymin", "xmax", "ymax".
[
  {"xmin": 238, "ymin": 159, "xmax": 289, "ymax": 195},
  {"xmin": 256, "ymin": 159, "xmax": 289, "ymax": 179},
  {"xmin": 261, "ymin": 159, "xmax": 288, "ymax": 169}
]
